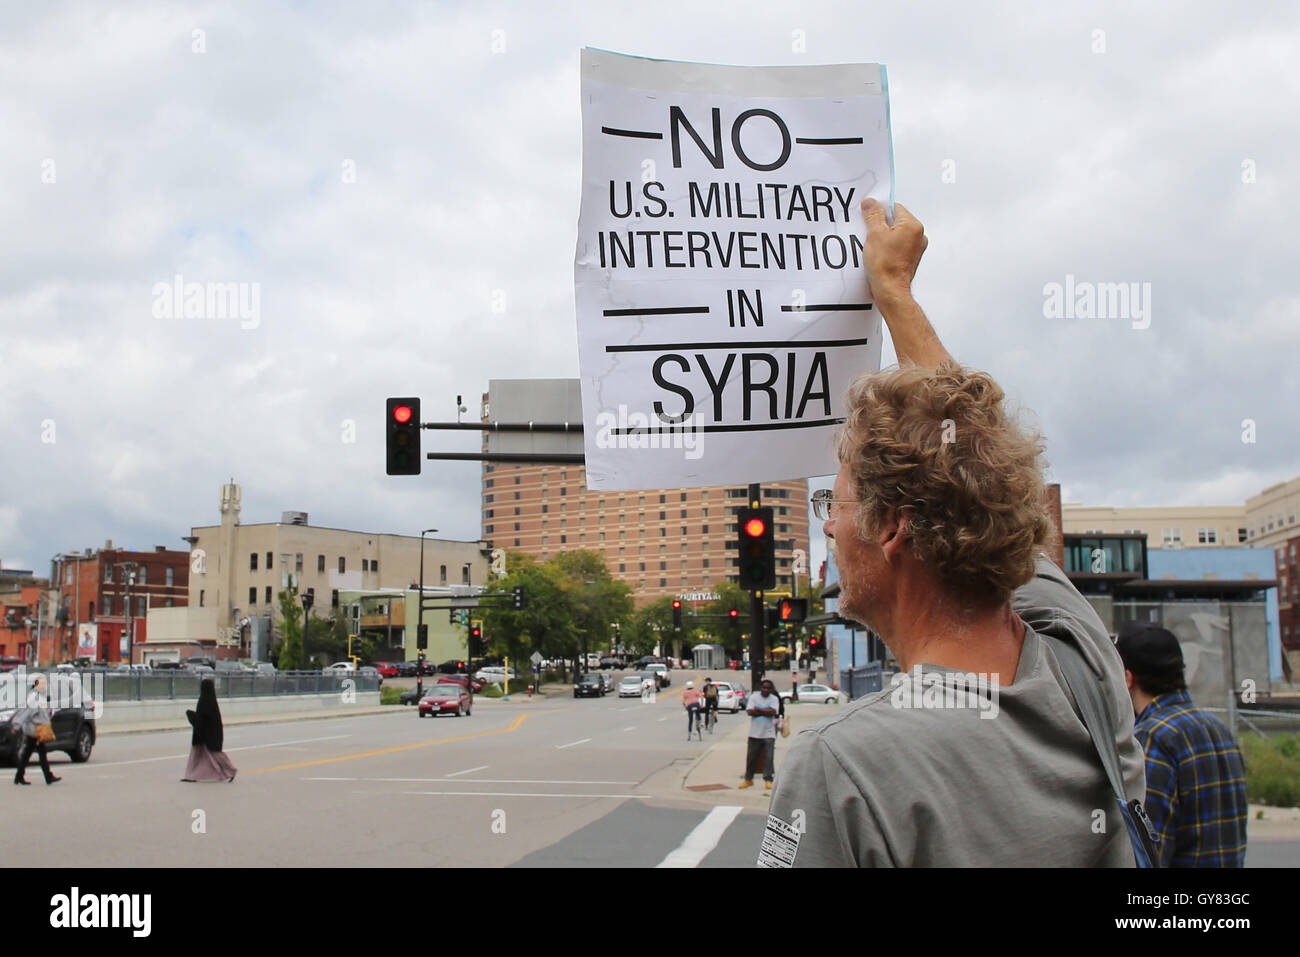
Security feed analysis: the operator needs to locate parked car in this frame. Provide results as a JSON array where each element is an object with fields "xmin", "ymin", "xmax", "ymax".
[
  {"xmin": 0, "ymin": 675, "xmax": 97, "ymax": 765},
  {"xmin": 732, "ymin": 682, "xmax": 749, "ymax": 711},
  {"xmin": 418, "ymin": 682, "xmax": 473, "ymax": 718},
  {"xmin": 711, "ymin": 681, "xmax": 744, "ymax": 713},
  {"xmin": 373, "ymin": 662, "xmax": 400, "ymax": 678},
  {"xmin": 358, "ymin": 666, "xmax": 383, "ymax": 686},
  {"xmin": 215, "ymin": 660, "xmax": 254, "ymax": 674},
  {"xmin": 645, "ymin": 663, "xmax": 670, "ymax": 688},
  {"xmin": 597, "ymin": 672, "xmax": 615, "ymax": 693},
  {"xmin": 323, "ymin": 662, "xmax": 354, "ymax": 674},
  {"xmin": 474, "ymin": 666, "xmax": 518, "ymax": 683},
  {"xmin": 251, "ymin": 662, "xmax": 277, "ymax": 677},
  {"xmin": 573, "ymin": 674, "xmax": 606, "ymax": 698},
  {"xmin": 437, "ymin": 660, "xmax": 468, "ymax": 674},
  {"xmin": 780, "ymin": 683, "xmax": 842, "ymax": 705},
  {"xmin": 598, "ymin": 656, "xmax": 624, "ymax": 670},
  {"xmin": 434, "ymin": 673, "xmax": 486, "ymax": 694},
  {"xmin": 617, "ymin": 674, "xmax": 644, "ymax": 697}
]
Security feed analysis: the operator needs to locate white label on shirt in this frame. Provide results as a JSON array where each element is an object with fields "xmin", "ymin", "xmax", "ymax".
[{"xmin": 757, "ymin": 814, "xmax": 801, "ymax": 868}]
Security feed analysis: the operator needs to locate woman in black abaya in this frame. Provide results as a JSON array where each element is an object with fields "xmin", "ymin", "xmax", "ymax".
[{"xmin": 182, "ymin": 678, "xmax": 237, "ymax": 782}]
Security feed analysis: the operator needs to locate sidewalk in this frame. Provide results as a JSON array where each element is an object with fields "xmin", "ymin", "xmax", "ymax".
[{"xmin": 678, "ymin": 711, "xmax": 795, "ymax": 809}]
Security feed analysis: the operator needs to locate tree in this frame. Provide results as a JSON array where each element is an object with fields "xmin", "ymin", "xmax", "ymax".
[
  {"xmin": 275, "ymin": 587, "xmax": 305, "ymax": 670},
  {"xmin": 305, "ymin": 615, "xmax": 349, "ymax": 667}
]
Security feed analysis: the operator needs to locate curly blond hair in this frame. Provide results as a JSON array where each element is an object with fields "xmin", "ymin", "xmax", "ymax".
[{"xmin": 835, "ymin": 362, "xmax": 1054, "ymax": 606}]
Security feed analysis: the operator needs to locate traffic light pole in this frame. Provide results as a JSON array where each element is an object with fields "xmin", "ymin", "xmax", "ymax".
[{"xmin": 748, "ymin": 482, "xmax": 765, "ymax": 693}]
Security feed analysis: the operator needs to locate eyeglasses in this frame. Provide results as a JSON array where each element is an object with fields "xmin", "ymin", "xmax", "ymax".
[{"xmin": 811, "ymin": 488, "xmax": 857, "ymax": 521}]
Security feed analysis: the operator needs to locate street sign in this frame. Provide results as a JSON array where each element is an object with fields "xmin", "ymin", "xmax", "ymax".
[{"xmin": 530, "ymin": 651, "xmax": 544, "ymax": 665}]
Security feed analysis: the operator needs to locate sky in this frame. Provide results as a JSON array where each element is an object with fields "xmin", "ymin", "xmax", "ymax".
[{"xmin": 2, "ymin": 0, "xmax": 1297, "ymax": 579}]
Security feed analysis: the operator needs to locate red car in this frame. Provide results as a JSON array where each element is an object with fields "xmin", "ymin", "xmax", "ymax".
[
  {"xmin": 373, "ymin": 661, "xmax": 401, "ymax": 678},
  {"xmin": 433, "ymin": 672, "xmax": 487, "ymax": 694},
  {"xmin": 418, "ymin": 682, "xmax": 473, "ymax": 718}
]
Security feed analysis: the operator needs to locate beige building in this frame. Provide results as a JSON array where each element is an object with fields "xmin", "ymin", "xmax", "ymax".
[
  {"xmin": 1063, "ymin": 473, "xmax": 1300, "ymax": 551},
  {"xmin": 481, "ymin": 462, "xmax": 810, "ymax": 605},
  {"xmin": 1245, "ymin": 477, "xmax": 1300, "ymax": 549},
  {"xmin": 148, "ymin": 483, "xmax": 489, "ymax": 656},
  {"xmin": 1062, "ymin": 504, "xmax": 1248, "ymax": 549}
]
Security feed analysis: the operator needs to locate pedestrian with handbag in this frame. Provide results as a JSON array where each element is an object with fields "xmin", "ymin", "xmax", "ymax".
[
  {"xmin": 182, "ymin": 678, "xmax": 238, "ymax": 782},
  {"xmin": 13, "ymin": 675, "xmax": 61, "ymax": 786}
]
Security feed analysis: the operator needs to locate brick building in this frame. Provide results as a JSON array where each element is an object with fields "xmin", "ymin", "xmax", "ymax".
[
  {"xmin": 46, "ymin": 543, "xmax": 190, "ymax": 664},
  {"xmin": 481, "ymin": 460, "xmax": 811, "ymax": 605}
]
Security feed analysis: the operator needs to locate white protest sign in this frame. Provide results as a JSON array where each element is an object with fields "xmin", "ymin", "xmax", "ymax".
[{"xmin": 575, "ymin": 48, "xmax": 891, "ymax": 491}]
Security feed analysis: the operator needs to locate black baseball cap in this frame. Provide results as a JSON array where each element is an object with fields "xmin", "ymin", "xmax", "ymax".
[{"xmin": 1115, "ymin": 623, "xmax": 1186, "ymax": 689}]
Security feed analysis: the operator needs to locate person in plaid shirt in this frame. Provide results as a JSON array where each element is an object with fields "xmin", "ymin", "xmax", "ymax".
[{"xmin": 1116, "ymin": 623, "xmax": 1247, "ymax": 866}]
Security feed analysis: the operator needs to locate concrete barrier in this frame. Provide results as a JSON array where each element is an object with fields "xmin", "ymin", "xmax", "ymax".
[{"xmin": 95, "ymin": 692, "xmax": 383, "ymax": 729}]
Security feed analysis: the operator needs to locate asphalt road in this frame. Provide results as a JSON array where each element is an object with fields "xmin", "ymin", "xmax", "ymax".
[
  {"xmin": 3, "ymin": 676, "xmax": 769, "ymax": 867},
  {"xmin": 8, "ymin": 678, "xmax": 1297, "ymax": 869}
]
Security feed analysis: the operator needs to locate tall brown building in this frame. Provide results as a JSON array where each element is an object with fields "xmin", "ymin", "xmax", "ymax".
[{"xmin": 481, "ymin": 461, "xmax": 810, "ymax": 605}]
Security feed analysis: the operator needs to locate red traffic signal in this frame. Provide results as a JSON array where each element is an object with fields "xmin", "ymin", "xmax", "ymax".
[
  {"xmin": 470, "ymin": 626, "xmax": 481, "ymax": 639},
  {"xmin": 728, "ymin": 608, "xmax": 738, "ymax": 618},
  {"xmin": 809, "ymin": 636, "xmax": 819, "ymax": 647},
  {"xmin": 392, "ymin": 404, "xmax": 413, "ymax": 423},
  {"xmin": 386, "ymin": 397, "xmax": 421, "ymax": 475},
  {"xmin": 744, "ymin": 517, "xmax": 766, "ymax": 537},
  {"xmin": 671, "ymin": 599, "xmax": 682, "ymax": 609}
]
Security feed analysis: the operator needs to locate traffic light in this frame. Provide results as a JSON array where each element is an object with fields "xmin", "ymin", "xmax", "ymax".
[
  {"xmin": 469, "ymin": 625, "xmax": 483, "ymax": 656},
  {"xmin": 778, "ymin": 598, "xmax": 808, "ymax": 623},
  {"xmin": 513, "ymin": 586, "xmax": 524, "ymax": 610},
  {"xmin": 386, "ymin": 397, "xmax": 421, "ymax": 475},
  {"xmin": 736, "ymin": 507, "xmax": 775, "ymax": 590},
  {"xmin": 417, "ymin": 624, "xmax": 428, "ymax": 650},
  {"xmin": 809, "ymin": 635, "xmax": 819, "ymax": 649},
  {"xmin": 671, "ymin": 599, "xmax": 682, "ymax": 630},
  {"xmin": 728, "ymin": 607, "xmax": 739, "ymax": 626}
]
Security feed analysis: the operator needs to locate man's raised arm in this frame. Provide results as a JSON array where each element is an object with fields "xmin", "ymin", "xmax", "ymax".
[{"xmin": 861, "ymin": 198, "xmax": 953, "ymax": 370}]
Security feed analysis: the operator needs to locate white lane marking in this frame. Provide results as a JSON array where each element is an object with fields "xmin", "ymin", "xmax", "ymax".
[
  {"xmin": 656, "ymin": 806, "xmax": 745, "ymax": 868},
  {"xmin": 617, "ymin": 706, "xmax": 641, "ymax": 712},
  {"xmin": 555, "ymin": 737, "xmax": 591, "ymax": 750},
  {"xmin": 446, "ymin": 765, "xmax": 489, "ymax": 777},
  {"xmin": 87, "ymin": 734, "xmax": 353, "ymax": 768},
  {"xmin": 623, "ymin": 726, "xmax": 636, "ymax": 731},
  {"xmin": 406, "ymin": 790, "xmax": 648, "ymax": 799},
  {"xmin": 304, "ymin": 777, "xmax": 639, "ymax": 784},
  {"xmin": 657, "ymin": 717, "xmax": 670, "ymax": 722}
]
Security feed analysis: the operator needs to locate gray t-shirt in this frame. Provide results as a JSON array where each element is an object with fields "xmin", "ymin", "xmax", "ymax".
[
  {"xmin": 747, "ymin": 692, "xmax": 781, "ymax": 739},
  {"xmin": 762, "ymin": 555, "xmax": 1146, "ymax": 867}
]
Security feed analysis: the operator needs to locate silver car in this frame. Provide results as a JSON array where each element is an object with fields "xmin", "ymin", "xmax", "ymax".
[{"xmin": 617, "ymin": 674, "xmax": 643, "ymax": 697}]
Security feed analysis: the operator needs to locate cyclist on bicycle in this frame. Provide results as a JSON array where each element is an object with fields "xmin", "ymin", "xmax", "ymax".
[
  {"xmin": 682, "ymin": 681, "xmax": 702, "ymax": 737},
  {"xmin": 701, "ymin": 677, "xmax": 719, "ymax": 729}
]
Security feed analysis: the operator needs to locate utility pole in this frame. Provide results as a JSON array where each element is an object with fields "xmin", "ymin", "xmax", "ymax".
[{"xmin": 748, "ymin": 482, "xmax": 765, "ymax": 693}]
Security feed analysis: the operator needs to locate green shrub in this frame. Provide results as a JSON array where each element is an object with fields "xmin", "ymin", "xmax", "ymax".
[
  {"xmin": 380, "ymin": 686, "xmax": 403, "ymax": 706},
  {"xmin": 478, "ymin": 683, "xmax": 506, "ymax": 698},
  {"xmin": 1241, "ymin": 733, "xmax": 1300, "ymax": 808}
]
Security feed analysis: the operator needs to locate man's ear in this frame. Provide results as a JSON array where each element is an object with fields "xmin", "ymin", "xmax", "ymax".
[
  {"xmin": 1123, "ymin": 669, "xmax": 1135, "ymax": 691},
  {"xmin": 878, "ymin": 509, "xmax": 910, "ymax": 559}
]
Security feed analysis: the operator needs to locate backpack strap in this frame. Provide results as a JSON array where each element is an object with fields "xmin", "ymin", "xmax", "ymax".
[{"xmin": 1041, "ymin": 632, "xmax": 1161, "ymax": 867}]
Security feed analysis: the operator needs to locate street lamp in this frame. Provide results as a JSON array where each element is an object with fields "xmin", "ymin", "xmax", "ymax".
[
  {"xmin": 417, "ymin": 528, "xmax": 438, "ymax": 699},
  {"xmin": 111, "ymin": 561, "xmax": 140, "ymax": 665},
  {"xmin": 300, "ymin": 588, "xmax": 314, "ymax": 669}
]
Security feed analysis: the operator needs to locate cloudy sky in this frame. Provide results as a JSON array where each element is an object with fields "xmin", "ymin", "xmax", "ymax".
[{"xmin": 2, "ymin": 0, "xmax": 1297, "ymax": 577}]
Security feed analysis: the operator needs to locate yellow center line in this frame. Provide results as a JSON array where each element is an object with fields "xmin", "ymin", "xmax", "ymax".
[{"xmin": 249, "ymin": 713, "xmax": 529, "ymax": 774}]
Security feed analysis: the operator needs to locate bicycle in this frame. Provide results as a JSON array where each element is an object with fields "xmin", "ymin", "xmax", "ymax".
[
  {"xmin": 703, "ymin": 704, "xmax": 717, "ymax": 734},
  {"xmin": 687, "ymin": 704, "xmax": 703, "ymax": 741}
]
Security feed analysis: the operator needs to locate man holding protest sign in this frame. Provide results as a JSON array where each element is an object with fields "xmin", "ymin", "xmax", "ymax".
[{"xmin": 761, "ymin": 199, "xmax": 1146, "ymax": 867}]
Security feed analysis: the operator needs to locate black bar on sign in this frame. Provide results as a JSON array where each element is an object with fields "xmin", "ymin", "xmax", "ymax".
[
  {"xmin": 601, "ymin": 126, "xmax": 664, "ymax": 139},
  {"xmin": 603, "ymin": 306, "xmax": 710, "ymax": 317},
  {"xmin": 421, "ymin": 422, "xmax": 584, "ymax": 433},
  {"xmin": 605, "ymin": 337, "xmax": 868, "ymax": 353},
  {"xmin": 426, "ymin": 452, "xmax": 587, "ymax": 464},
  {"xmin": 779, "ymin": 303, "xmax": 873, "ymax": 312},
  {"xmin": 794, "ymin": 137, "xmax": 863, "ymax": 145}
]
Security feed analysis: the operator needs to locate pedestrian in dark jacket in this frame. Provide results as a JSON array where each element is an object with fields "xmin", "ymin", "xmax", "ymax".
[{"xmin": 182, "ymin": 678, "xmax": 237, "ymax": 782}]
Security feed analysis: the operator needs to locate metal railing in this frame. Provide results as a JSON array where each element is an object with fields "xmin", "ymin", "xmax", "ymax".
[{"xmin": 49, "ymin": 669, "xmax": 382, "ymax": 702}]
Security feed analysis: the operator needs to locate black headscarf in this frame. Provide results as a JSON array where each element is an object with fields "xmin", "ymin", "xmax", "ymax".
[{"xmin": 187, "ymin": 678, "xmax": 224, "ymax": 752}]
